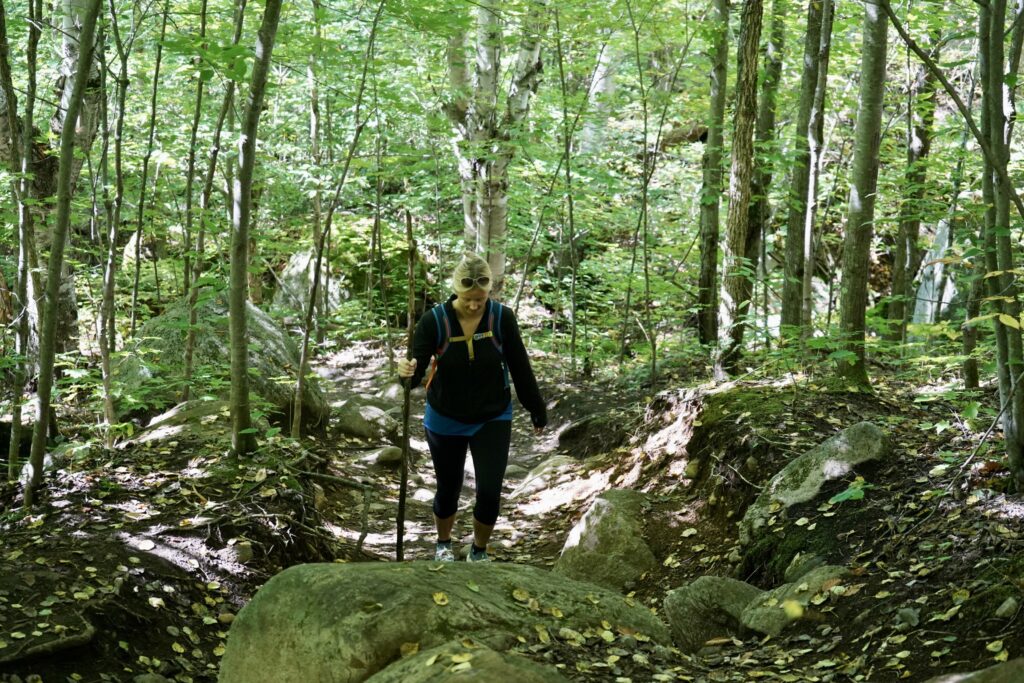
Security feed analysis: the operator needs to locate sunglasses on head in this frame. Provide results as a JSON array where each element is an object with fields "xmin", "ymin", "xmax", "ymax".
[{"xmin": 460, "ymin": 276, "xmax": 490, "ymax": 288}]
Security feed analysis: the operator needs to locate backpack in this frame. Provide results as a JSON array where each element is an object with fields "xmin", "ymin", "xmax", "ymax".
[{"xmin": 425, "ymin": 300, "xmax": 507, "ymax": 391}]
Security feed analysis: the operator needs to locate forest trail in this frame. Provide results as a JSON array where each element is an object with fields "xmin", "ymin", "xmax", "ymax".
[
  {"xmin": 314, "ymin": 342, "xmax": 576, "ymax": 565},
  {"xmin": 1, "ymin": 341, "xmax": 1023, "ymax": 682}
]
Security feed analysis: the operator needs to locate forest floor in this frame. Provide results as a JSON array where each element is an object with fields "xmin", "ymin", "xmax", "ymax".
[{"xmin": 0, "ymin": 341, "xmax": 1022, "ymax": 682}]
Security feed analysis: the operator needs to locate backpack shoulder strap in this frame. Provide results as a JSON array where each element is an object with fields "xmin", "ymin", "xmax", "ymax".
[
  {"xmin": 432, "ymin": 304, "xmax": 453, "ymax": 355},
  {"xmin": 488, "ymin": 300, "xmax": 504, "ymax": 352}
]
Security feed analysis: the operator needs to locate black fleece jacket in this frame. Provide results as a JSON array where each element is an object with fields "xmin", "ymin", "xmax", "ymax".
[{"xmin": 408, "ymin": 295, "xmax": 547, "ymax": 428}]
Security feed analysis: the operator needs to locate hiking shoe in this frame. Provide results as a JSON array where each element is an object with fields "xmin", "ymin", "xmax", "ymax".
[
  {"xmin": 466, "ymin": 546, "xmax": 490, "ymax": 563},
  {"xmin": 434, "ymin": 543, "xmax": 455, "ymax": 562}
]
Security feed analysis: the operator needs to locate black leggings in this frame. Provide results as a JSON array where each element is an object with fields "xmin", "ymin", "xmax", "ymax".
[{"xmin": 426, "ymin": 420, "xmax": 512, "ymax": 526}]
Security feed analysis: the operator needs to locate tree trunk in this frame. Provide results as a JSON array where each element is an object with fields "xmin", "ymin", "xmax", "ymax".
[
  {"xmin": 445, "ymin": 0, "xmax": 549, "ymax": 293},
  {"xmin": 230, "ymin": 0, "xmax": 283, "ymax": 457},
  {"xmin": 292, "ymin": 0, "xmax": 383, "ymax": 438},
  {"xmin": 835, "ymin": 1, "xmax": 889, "ymax": 387},
  {"xmin": 801, "ymin": 0, "xmax": 835, "ymax": 331},
  {"xmin": 0, "ymin": 0, "xmax": 42, "ymax": 480},
  {"xmin": 888, "ymin": 34, "xmax": 939, "ymax": 342},
  {"xmin": 554, "ymin": 11, "xmax": 579, "ymax": 375},
  {"xmin": 182, "ymin": 0, "xmax": 209, "ymax": 297},
  {"xmin": 780, "ymin": 0, "xmax": 824, "ymax": 334},
  {"xmin": 129, "ymin": 0, "xmax": 169, "ymax": 336},
  {"xmin": 719, "ymin": 0, "xmax": 764, "ymax": 371},
  {"xmin": 183, "ymin": 0, "xmax": 247, "ymax": 403},
  {"xmin": 980, "ymin": 0, "xmax": 1024, "ymax": 490},
  {"xmin": 747, "ymin": 0, "xmax": 786, "ymax": 341},
  {"xmin": 697, "ymin": 0, "xmax": 729, "ymax": 347},
  {"xmin": 24, "ymin": 0, "xmax": 102, "ymax": 508}
]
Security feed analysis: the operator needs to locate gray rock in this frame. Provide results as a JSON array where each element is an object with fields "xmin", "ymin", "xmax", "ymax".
[
  {"xmin": 377, "ymin": 383, "xmax": 405, "ymax": 402},
  {"xmin": 113, "ymin": 295, "xmax": 329, "ymax": 430},
  {"xmin": 924, "ymin": 659, "xmax": 1024, "ymax": 682},
  {"xmin": 365, "ymin": 639, "xmax": 569, "ymax": 682},
  {"xmin": 270, "ymin": 249, "xmax": 345, "ymax": 314},
  {"xmin": 783, "ymin": 553, "xmax": 826, "ymax": 584},
  {"xmin": 218, "ymin": 561, "xmax": 669, "ymax": 683},
  {"xmin": 504, "ymin": 465, "xmax": 528, "ymax": 479},
  {"xmin": 553, "ymin": 489, "xmax": 658, "ymax": 590},
  {"xmin": 509, "ymin": 455, "xmax": 577, "ymax": 499},
  {"xmin": 120, "ymin": 399, "xmax": 256, "ymax": 447},
  {"xmin": 663, "ymin": 576, "xmax": 764, "ymax": 653},
  {"xmin": 337, "ymin": 399, "xmax": 399, "ymax": 440},
  {"xmin": 360, "ymin": 446, "xmax": 404, "ymax": 468},
  {"xmin": 740, "ymin": 565, "xmax": 848, "ymax": 636},
  {"xmin": 995, "ymin": 596, "xmax": 1019, "ymax": 619},
  {"xmin": 412, "ymin": 488, "xmax": 434, "ymax": 503},
  {"xmin": 739, "ymin": 422, "xmax": 889, "ymax": 546}
]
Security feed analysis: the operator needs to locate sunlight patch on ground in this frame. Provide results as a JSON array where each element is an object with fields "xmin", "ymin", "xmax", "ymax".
[{"xmin": 519, "ymin": 468, "xmax": 613, "ymax": 516}]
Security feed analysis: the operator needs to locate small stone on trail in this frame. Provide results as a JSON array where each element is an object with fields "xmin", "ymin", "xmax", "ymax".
[
  {"xmin": 504, "ymin": 465, "xmax": 528, "ymax": 479},
  {"xmin": 233, "ymin": 541, "xmax": 254, "ymax": 564},
  {"xmin": 995, "ymin": 596, "xmax": 1018, "ymax": 618}
]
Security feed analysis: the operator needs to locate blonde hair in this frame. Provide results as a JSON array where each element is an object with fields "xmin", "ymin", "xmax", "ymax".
[{"xmin": 452, "ymin": 252, "xmax": 493, "ymax": 294}]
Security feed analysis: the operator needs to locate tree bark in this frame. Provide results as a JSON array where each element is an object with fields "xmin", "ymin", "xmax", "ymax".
[
  {"xmin": 445, "ymin": 0, "xmax": 549, "ymax": 293},
  {"xmin": 129, "ymin": 0, "xmax": 169, "ymax": 336},
  {"xmin": 719, "ymin": 0, "xmax": 764, "ymax": 371},
  {"xmin": 0, "ymin": 0, "xmax": 42, "ymax": 480},
  {"xmin": 697, "ymin": 0, "xmax": 729, "ymax": 347},
  {"xmin": 748, "ymin": 0, "xmax": 786, "ymax": 344},
  {"xmin": 836, "ymin": 0, "xmax": 889, "ymax": 387},
  {"xmin": 182, "ymin": 0, "xmax": 209, "ymax": 297},
  {"xmin": 888, "ymin": 32, "xmax": 939, "ymax": 342},
  {"xmin": 801, "ymin": 0, "xmax": 835, "ymax": 331},
  {"xmin": 980, "ymin": 0, "xmax": 1024, "ymax": 490},
  {"xmin": 781, "ymin": 0, "xmax": 825, "ymax": 334},
  {"xmin": 24, "ymin": 0, "xmax": 102, "ymax": 508},
  {"xmin": 292, "ymin": 0, "xmax": 383, "ymax": 438},
  {"xmin": 230, "ymin": 0, "xmax": 283, "ymax": 457}
]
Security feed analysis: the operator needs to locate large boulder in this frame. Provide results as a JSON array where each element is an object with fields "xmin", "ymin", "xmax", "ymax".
[
  {"xmin": 336, "ymin": 398, "xmax": 399, "ymax": 441},
  {"xmin": 510, "ymin": 456, "xmax": 578, "ymax": 500},
  {"xmin": 364, "ymin": 639, "xmax": 569, "ymax": 683},
  {"xmin": 924, "ymin": 659, "xmax": 1024, "ymax": 683},
  {"xmin": 113, "ymin": 295, "xmax": 329, "ymax": 430},
  {"xmin": 553, "ymin": 489, "xmax": 658, "ymax": 590},
  {"xmin": 739, "ymin": 565, "xmax": 848, "ymax": 637},
  {"xmin": 663, "ymin": 576, "xmax": 764, "ymax": 653},
  {"xmin": 738, "ymin": 422, "xmax": 889, "ymax": 547},
  {"xmin": 218, "ymin": 562, "xmax": 669, "ymax": 683},
  {"xmin": 120, "ymin": 399, "xmax": 271, "ymax": 447},
  {"xmin": 270, "ymin": 249, "xmax": 345, "ymax": 315}
]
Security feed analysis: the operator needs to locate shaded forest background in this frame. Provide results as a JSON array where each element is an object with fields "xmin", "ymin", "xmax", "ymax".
[{"xmin": 1, "ymin": 0, "xmax": 1023, "ymax": 507}]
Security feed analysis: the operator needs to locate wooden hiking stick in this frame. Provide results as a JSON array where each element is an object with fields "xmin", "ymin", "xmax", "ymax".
[{"xmin": 397, "ymin": 209, "xmax": 416, "ymax": 561}]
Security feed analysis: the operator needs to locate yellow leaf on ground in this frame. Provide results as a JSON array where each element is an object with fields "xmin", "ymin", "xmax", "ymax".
[
  {"xmin": 432, "ymin": 592, "xmax": 449, "ymax": 606},
  {"xmin": 450, "ymin": 652, "xmax": 473, "ymax": 663},
  {"xmin": 782, "ymin": 600, "xmax": 804, "ymax": 619}
]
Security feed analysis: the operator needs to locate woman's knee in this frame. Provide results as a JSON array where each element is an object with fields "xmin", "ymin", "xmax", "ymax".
[
  {"xmin": 472, "ymin": 494, "xmax": 501, "ymax": 526},
  {"xmin": 433, "ymin": 491, "xmax": 460, "ymax": 519}
]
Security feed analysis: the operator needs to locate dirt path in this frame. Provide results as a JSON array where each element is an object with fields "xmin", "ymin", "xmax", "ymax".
[{"xmin": 313, "ymin": 343, "xmax": 562, "ymax": 564}]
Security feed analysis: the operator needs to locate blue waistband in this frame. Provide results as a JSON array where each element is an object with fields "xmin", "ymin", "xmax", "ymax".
[{"xmin": 424, "ymin": 401, "xmax": 512, "ymax": 436}]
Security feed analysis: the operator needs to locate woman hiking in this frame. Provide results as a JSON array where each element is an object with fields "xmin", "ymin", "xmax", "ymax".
[{"xmin": 397, "ymin": 252, "xmax": 547, "ymax": 562}]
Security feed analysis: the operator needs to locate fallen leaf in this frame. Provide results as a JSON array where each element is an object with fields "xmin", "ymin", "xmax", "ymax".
[{"xmin": 432, "ymin": 592, "xmax": 449, "ymax": 606}]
